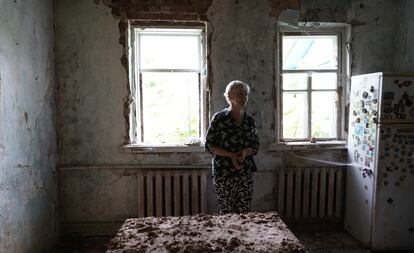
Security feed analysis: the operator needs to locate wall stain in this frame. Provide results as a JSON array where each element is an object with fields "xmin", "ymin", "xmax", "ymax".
[
  {"xmin": 300, "ymin": 8, "xmax": 347, "ymax": 22},
  {"xmin": 349, "ymin": 18, "xmax": 366, "ymax": 27},
  {"xmin": 96, "ymin": 0, "xmax": 212, "ymax": 19},
  {"xmin": 92, "ymin": 0, "xmax": 213, "ymax": 144},
  {"xmin": 24, "ymin": 112, "xmax": 28, "ymax": 125},
  {"xmin": 269, "ymin": 0, "xmax": 300, "ymax": 18}
]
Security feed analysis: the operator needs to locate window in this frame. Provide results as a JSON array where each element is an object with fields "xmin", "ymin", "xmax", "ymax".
[
  {"xmin": 128, "ymin": 23, "xmax": 207, "ymax": 147},
  {"xmin": 277, "ymin": 23, "xmax": 348, "ymax": 143}
]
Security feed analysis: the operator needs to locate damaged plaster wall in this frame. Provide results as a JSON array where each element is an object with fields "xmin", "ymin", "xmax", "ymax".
[
  {"xmin": 394, "ymin": 1, "xmax": 414, "ymax": 72},
  {"xmin": 347, "ymin": 0, "xmax": 404, "ymax": 75},
  {"xmin": 0, "ymin": 0, "xmax": 58, "ymax": 252},
  {"xmin": 281, "ymin": 0, "xmax": 409, "ymax": 75},
  {"xmin": 56, "ymin": 0, "xmax": 410, "ymax": 234},
  {"xmin": 56, "ymin": 0, "xmax": 345, "ymax": 231}
]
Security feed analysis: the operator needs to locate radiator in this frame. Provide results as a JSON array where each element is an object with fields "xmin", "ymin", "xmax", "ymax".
[
  {"xmin": 136, "ymin": 169, "xmax": 209, "ymax": 217},
  {"xmin": 276, "ymin": 167, "xmax": 345, "ymax": 221}
]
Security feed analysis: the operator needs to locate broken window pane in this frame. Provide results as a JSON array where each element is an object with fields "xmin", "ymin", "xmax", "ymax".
[
  {"xmin": 283, "ymin": 35, "xmax": 338, "ymax": 70},
  {"xmin": 279, "ymin": 25, "xmax": 345, "ymax": 142}
]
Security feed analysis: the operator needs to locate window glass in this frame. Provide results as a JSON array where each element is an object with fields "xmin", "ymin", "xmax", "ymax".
[
  {"xmin": 283, "ymin": 35, "xmax": 337, "ymax": 70},
  {"xmin": 130, "ymin": 26, "xmax": 205, "ymax": 145},
  {"xmin": 141, "ymin": 72, "xmax": 200, "ymax": 144},
  {"xmin": 280, "ymin": 28, "xmax": 345, "ymax": 141},
  {"xmin": 283, "ymin": 92, "xmax": 306, "ymax": 138},
  {"xmin": 312, "ymin": 73, "xmax": 337, "ymax": 90},
  {"xmin": 139, "ymin": 34, "xmax": 200, "ymax": 70},
  {"xmin": 283, "ymin": 73, "xmax": 308, "ymax": 90},
  {"xmin": 311, "ymin": 91, "xmax": 337, "ymax": 138}
]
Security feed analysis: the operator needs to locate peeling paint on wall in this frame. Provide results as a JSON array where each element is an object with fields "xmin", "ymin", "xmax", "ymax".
[
  {"xmin": 96, "ymin": 0, "xmax": 214, "ymax": 144},
  {"xmin": 55, "ymin": 0, "xmax": 414, "ymax": 236}
]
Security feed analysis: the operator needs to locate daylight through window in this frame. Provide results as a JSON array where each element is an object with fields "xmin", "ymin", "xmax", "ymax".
[
  {"xmin": 278, "ymin": 25, "xmax": 347, "ymax": 141},
  {"xmin": 129, "ymin": 25, "xmax": 206, "ymax": 146}
]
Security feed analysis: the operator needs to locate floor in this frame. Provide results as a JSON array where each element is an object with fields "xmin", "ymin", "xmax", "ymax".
[
  {"xmin": 293, "ymin": 229, "xmax": 414, "ymax": 253},
  {"xmin": 52, "ymin": 229, "xmax": 382, "ymax": 253},
  {"xmin": 293, "ymin": 230, "xmax": 371, "ymax": 253},
  {"xmin": 52, "ymin": 235, "xmax": 110, "ymax": 253}
]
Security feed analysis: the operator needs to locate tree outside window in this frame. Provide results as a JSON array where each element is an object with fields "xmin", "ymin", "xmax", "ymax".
[{"xmin": 128, "ymin": 25, "xmax": 207, "ymax": 146}]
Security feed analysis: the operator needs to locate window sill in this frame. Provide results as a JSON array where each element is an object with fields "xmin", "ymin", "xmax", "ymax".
[
  {"xmin": 121, "ymin": 144, "xmax": 206, "ymax": 154},
  {"xmin": 268, "ymin": 140, "xmax": 347, "ymax": 151}
]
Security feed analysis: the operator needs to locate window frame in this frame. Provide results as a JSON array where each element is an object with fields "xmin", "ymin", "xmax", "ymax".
[
  {"xmin": 126, "ymin": 21, "xmax": 208, "ymax": 152},
  {"xmin": 275, "ymin": 22, "xmax": 349, "ymax": 146}
]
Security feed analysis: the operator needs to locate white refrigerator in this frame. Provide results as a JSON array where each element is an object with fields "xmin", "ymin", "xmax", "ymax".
[{"xmin": 345, "ymin": 72, "xmax": 414, "ymax": 250}]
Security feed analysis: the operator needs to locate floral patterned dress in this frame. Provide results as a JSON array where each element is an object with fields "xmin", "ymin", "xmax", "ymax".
[{"xmin": 205, "ymin": 108, "xmax": 259, "ymax": 213}]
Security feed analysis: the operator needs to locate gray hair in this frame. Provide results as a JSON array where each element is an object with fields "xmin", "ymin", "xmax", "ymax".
[{"xmin": 223, "ymin": 80, "xmax": 250, "ymax": 101}]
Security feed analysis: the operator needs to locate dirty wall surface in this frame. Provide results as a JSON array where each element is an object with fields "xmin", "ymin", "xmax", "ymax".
[
  {"xmin": 56, "ymin": 0, "xmax": 411, "ymax": 233},
  {"xmin": 394, "ymin": 0, "xmax": 414, "ymax": 72},
  {"xmin": 0, "ymin": 0, "xmax": 58, "ymax": 252}
]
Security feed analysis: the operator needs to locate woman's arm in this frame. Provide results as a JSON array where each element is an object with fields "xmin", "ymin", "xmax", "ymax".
[
  {"xmin": 210, "ymin": 146, "xmax": 244, "ymax": 170},
  {"xmin": 235, "ymin": 147, "xmax": 256, "ymax": 163},
  {"xmin": 210, "ymin": 146, "xmax": 235, "ymax": 157},
  {"xmin": 236, "ymin": 116, "xmax": 259, "ymax": 162}
]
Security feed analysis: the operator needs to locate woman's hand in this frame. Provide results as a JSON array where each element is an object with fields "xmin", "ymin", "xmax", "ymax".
[
  {"xmin": 236, "ymin": 149, "xmax": 247, "ymax": 163},
  {"xmin": 233, "ymin": 149, "xmax": 250, "ymax": 171},
  {"xmin": 230, "ymin": 153, "xmax": 243, "ymax": 170},
  {"xmin": 210, "ymin": 146, "xmax": 251, "ymax": 170},
  {"xmin": 236, "ymin": 148, "xmax": 255, "ymax": 162},
  {"xmin": 231, "ymin": 157, "xmax": 243, "ymax": 170}
]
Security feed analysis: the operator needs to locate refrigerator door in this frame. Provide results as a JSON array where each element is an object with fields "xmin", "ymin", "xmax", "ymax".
[
  {"xmin": 378, "ymin": 74, "xmax": 414, "ymax": 124},
  {"xmin": 345, "ymin": 73, "xmax": 381, "ymax": 246},
  {"xmin": 372, "ymin": 124, "xmax": 414, "ymax": 250}
]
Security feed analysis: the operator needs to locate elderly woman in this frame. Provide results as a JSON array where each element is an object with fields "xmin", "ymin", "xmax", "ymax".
[{"xmin": 205, "ymin": 80, "xmax": 259, "ymax": 214}]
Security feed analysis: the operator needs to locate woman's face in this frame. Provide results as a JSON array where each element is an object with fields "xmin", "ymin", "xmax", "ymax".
[{"xmin": 228, "ymin": 85, "xmax": 249, "ymax": 108}]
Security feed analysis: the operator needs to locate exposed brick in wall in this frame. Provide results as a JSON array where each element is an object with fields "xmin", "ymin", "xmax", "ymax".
[
  {"xmin": 95, "ymin": 0, "xmax": 213, "ymax": 144},
  {"xmin": 93, "ymin": 0, "xmax": 345, "ymax": 144},
  {"xmin": 100, "ymin": 0, "xmax": 212, "ymax": 19},
  {"xmin": 99, "ymin": 0, "xmax": 306, "ymax": 20}
]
